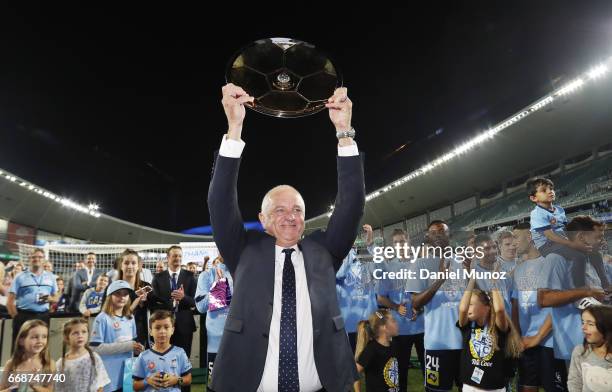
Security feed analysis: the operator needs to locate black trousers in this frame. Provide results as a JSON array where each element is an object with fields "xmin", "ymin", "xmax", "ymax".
[{"xmin": 11, "ymin": 310, "xmax": 49, "ymax": 352}]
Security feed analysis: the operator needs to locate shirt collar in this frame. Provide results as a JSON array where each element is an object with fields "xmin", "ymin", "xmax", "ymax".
[
  {"xmin": 275, "ymin": 244, "xmax": 300, "ymax": 262},
  {"xmin": 150, "ymin": 345, "xmax": 174, "ymax": 356},
  {"xmin": 536, "ymin": 204, "xmax": 556, "ymax": 213},
  {"xmin": 168, "ymin": 268, "xmax": 181, "ymax": 278}
]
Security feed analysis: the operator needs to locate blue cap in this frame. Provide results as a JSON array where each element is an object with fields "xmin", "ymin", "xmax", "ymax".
[{"xmin": 107, "ymin": 280, "xmax": 134, "ymax": 296}]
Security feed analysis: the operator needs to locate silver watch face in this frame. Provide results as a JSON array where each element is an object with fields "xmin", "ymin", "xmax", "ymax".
[{"xmin": 226, "ymin": 37, "xmax": 342, "ymax": 118}]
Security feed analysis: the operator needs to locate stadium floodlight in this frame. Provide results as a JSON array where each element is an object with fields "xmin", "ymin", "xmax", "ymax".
[
  {"xmin": 0, "ymin": 166, "xmax": 102, "ymax": 219},
  {"xmin": 314, "ymin": 56, "xmax": 612, "ymax": 209},
  {"xmin": 587, "ymin": 64, "xmax": 608, "ymax": 79},
  {"xmin": 556, "ymin": 78, "xmax": 584, "ymax": 95}
]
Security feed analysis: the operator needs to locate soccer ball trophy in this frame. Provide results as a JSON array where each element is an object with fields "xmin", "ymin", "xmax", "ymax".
[{"xmin": 225, "ymin": 37, "xmax": 342, "ymax": 118}]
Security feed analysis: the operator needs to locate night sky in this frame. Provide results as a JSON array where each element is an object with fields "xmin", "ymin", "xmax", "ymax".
[{"xmin": 1, "ymin": 2, "xmax": 611, "ymax": 233}]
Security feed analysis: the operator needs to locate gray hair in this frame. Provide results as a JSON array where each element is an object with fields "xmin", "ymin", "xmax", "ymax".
[{"xmin": 261, "ymin": 185, "xmax": 306, "ymax": 215}]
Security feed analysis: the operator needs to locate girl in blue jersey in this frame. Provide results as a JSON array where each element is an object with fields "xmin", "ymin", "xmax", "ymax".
[
  {"xmin": 354, "ymin": 309, "xmax": 401, "ymax": 392},
  {"xmin": 457, "ymin": 277, "xmax": 521, "ymax": 392},
  {"xmin": 90, "ymin": 280, "xmax": 144, "ymax": 392}
]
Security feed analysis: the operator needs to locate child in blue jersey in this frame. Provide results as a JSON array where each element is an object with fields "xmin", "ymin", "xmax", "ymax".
[
  {"xmin": 457, "ymin": 277, "xmax": 522, "ymax": 392},
  {"xmin": 80, "ymin": 274, "xmax": 109, "ymax": 317},
  {"xmin": 133, "ymin": 310, "xmax": 192, "ymax": 391},
  {"xmin": 527, "ymin": 178, "xmax": 609, "ymax": 290},
  {"xmin": 90, "ymin": 280, "xmax": 144, "ymax": 392}
]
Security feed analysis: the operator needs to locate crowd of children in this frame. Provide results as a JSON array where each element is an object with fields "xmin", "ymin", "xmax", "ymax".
[{"xmin": 0, "ymin": 280, "xmax": 192, "ymax": 392}]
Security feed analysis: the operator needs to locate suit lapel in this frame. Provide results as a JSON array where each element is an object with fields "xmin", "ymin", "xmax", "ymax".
[
  {"xmin": 260, "ymin": 234, "xmax": 277, "ymax": 332},
  {"xmin": 162, "ymin": 270, "xmax": 172, "ymax": 294},
  {"xmin": 299, "ymin": 238, "xmax": 320, "ymax": 324}
]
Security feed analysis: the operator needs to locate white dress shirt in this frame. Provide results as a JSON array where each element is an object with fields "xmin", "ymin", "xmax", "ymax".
[
  {"xmin": 168, "ymin": 267, "xmax": 182, "ymax": 287},
  {"xmin": 257, "ymin": 245, "xmax": 321, "ymax": 392},
  {"xmin": 86, "ymin": 268, "xmax": 94, "ymax": 286},
  {"xmin": 140, "ymin": 268, "xmax": 153, "ymax": 284},
  {"xmin": 218, "ymin": 135, "xmax": 358, "ymax": 392}
]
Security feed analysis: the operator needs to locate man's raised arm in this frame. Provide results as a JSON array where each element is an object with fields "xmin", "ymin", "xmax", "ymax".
[
  {"xmin": 324, "ymin": 88, "xmax": 365, "ymax": 264},
  {"xmin": 207, "ymin": 84, "xmax": 254, "ymax": 274}
]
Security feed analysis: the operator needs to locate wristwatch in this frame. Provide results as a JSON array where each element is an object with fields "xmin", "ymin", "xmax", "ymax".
[
  {"xmin": 177, "ymin": 376, "xmax": 184, "ymax": 386},
  {"xmin": 336, "ymin": 127, "xmax": 356, "ymax": 140}
]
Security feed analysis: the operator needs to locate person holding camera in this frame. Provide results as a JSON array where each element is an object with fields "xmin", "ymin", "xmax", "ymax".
[{"xmin": 6, "ymin": 248, "xmax": 59, "ymax": 351}]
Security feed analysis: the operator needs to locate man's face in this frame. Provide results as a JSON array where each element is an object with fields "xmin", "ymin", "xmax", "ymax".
[
  {"xmin": 167, "ymin": 249, "xmax": 183, "ymax": 270},
  {"xmin": 426, "ymin": 223, "xmax": 450, "ymax": 248},
  {"xmin": 580, "ymin": 227, "xmax": 605, "ymax": 251},
  {"xmin": 155, "ymin": 262, "xmax": 165, "ymax": 273},
  {"xmin": 512, "ymin": 229, "xmax": 532, "ymax": 256},
  {"xmin": 476, "ymin": 240, "xmax": 498, "ymax": 264},
  {"xmin": 187, "ymin": 264, "xmax": 197, "ymax": 273},
  {"xmin": 530, "ymin": 184, "xmax": 555, "ymax": 204},
  {"xmin": 30, "ymin": 251, "xmax": 44, "ymax": 269},
  {"xmin": 258, "ymin": 188, "xmax": 305, "ymax": 247},
  {"xmin": 75, "ymin": 262, "xmax": 84, "ymax": 270},
  {"xmin": 86, "ymin": 254, "xmax": 96, "ymax": 269},
  {"xmin": 392, "ymin": 234, "xmax": 408, "ymax": 247},
  {"xmin": 43, "ymin": 262, "xmax": 52, "ymax": 272},
  {"xmin": 499, "ymin": 237, "xmax": 517, "ymax": 260}
]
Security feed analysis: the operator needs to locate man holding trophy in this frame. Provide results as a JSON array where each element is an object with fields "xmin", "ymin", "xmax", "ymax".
[{"xmin": 207, "ymin": 81, "xmax": 365, "ymax": 391}]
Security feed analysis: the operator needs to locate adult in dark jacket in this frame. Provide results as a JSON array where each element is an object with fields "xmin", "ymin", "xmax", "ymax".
[{"xmin": 208, "ymin": 84, "xmax": 364, "ymax": 392}]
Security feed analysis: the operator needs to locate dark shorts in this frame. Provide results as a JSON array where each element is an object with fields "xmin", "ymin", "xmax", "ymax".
[
  {"xmin": 424, "ymin": 349, "xmax": 462, "ymax": 392},
  {"xmin": 519, "ymin": 346, "xmax": 567, "ymax": 392}
]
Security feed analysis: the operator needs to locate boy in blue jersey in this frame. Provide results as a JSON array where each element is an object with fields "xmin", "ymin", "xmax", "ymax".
[
  {"xmin": 377, "ymin": 228, "xmax": 425, "ymax": 392},
  {"xmin": 133, "ymin": 310, "xmax": 192, "ymax": 391},
  {"xmin": 527, "ymin": 177, "xmax": 609, "ymax": 290},
  {"xmin": 538, "ymin": 216, "xmax": 606, "ymax": 371},
  {"xmin": 79, "ymin": 274, "xmax": 109, "ymax": 317},
  {"xmin": 408, "ymin": 220, "xmax": 467, "ymax": 392},
  {"xmin": 511, "ymin": 223, "xmax": 565, "ymax": 392}
]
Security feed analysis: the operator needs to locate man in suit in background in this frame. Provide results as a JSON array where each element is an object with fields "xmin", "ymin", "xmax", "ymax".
[
  {"xmin": 70, "ymin": 252, "xmax": 102, "ymax": 312},
  {"xmin": 208, "ymin": 83, "xmax": 364, "ymax": 392},
  {"xmin": 151, "ymin": 246, "xmax": 197, "ymax": 357}
]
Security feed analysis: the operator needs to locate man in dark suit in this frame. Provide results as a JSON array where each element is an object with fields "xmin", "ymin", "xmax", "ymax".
[
  {"xmin": 208, "ymin": 84, "xmax": 364, "ymax": 392},
  {"xmin": 151, "ymin": 246, "xmax": 197, "ymax": 357},
  {"xmin": 70, "ymin": 252, "xmax": 103, "ymax": 312}
]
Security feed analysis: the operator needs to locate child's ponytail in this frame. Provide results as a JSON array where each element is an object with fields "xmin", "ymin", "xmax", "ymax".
[{"xmin": 355, "ymin": 309, "xmax": 392, "ymax": 360}]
